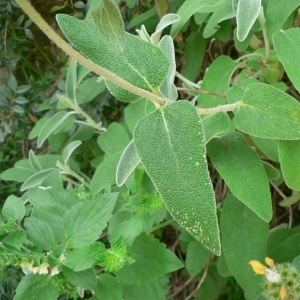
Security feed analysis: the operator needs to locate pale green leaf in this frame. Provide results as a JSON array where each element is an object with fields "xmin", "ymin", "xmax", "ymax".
[
  {"xmin": 63, "ymin": 140, "xmax": 82, "ymax": 164},
  {"xmin": 203, "ymin": 0, "xmax": 234, "ymax": 39},
  {"xmin": 151, "ymin": 14, "xmax": 180, "ymax": 45},
  {"xmin": 2, "ymin": 195, "xmax": 25, "ymax": 223},
  {"xmin": 92, "ymin": 0, "xmax": 125, "ymax": 52},
  {"xmin": 279, "ymin": 191, "xmax": 300, "ymax": 207},
  {"xmin": 273, "ymin": 28, "xmax": 300, "ymax": 93},
  {"xmin": 25, "ymin": 217, "xmax": 57, "ymax": 250},
  {"xmin": 116, "ymin": 233, "xmax": 183, "ymax": 284},
  {"xmin": 186, "ymin": 241, "xmax": 210, "ymax": 276},
  {"xmin": 56, "ymin": 14, "xmax": 169, "ymax": 103},
  {"xmin": 62, "ymin": 266, "xmax": 97, "ymax": 290},
  {"xmin": 134, "ymin": 101, "xmax": 221, "ymax": 255},
  {"xmin": 236, "ymin": 0, "xmax": 261, "ymax": 41},
  {"xmin": 90, "ymin": 152, "xmax": 122, "ymax": 193},
  {"xmin": 182, "ymin": 31, "xmax": 206, "ymax": 81},
  {"xmin": 207, "ymin": 132, "xmax": 272, "ymax": 221},
  {"xmin": 266, "ymin": 0, "xmax": 300, "ymax": 43},
  {"xmin": 21, "ymin": 168, "xmax": 56, "ymax": 191},
  {"xmin": 235, "ymin": 83, "xmax": 300, "ymax": 139},
  {"xmin": 28, "ymin": 150, "xmax": 43, "ymax": 172},
  {"xmin": 66, "ymin": 59, "xmax": 78, "ymax": 102},
  {"xmin": 14, "ymin": 274, "xmax": 58, "ymax": 300},
  {"xmin": 158, "ymin": 36, "xmax": 178, "ymax": 101},
  {"xmin": 220, "ymin": 195, "xmax": 268, "ymax": 299},
  {"xmin": 116, "ymin": 140, "xmax": 140, "ymax": 187},
  {"xmin": 233, "ymin": 27, "xmax": 252, "ymax": 51},
  {"xmin": 64, "ymin": 193, "xmax": 118, "ymax": 247},
  {"xmin": 201, "ymin": 112, "xmax": 231, "ymax": 143},
  {"xmin": 37, "ymin": 111, "xmax": 76, "ymax": 147},
  {"xmin": 197, "ymin": 56, "xmax": 239, "ymax": 108},
  {"xmin": 170, "ymin": 0, "xmax": 227, "ymax": 38},
  {"xmin": 278, "ymin": 140, "xmax": 300, "ymax": 191},
  {"xmin": 125, "ymin": 99, "xmax": 155, "ymax": 133},
  {"xmin": 97, "ymin": 122, "xmax": 130, "ymax": 155}
]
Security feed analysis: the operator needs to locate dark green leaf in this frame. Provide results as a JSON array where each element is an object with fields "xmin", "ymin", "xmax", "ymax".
[{"xmin": 207, "ymin": 132, "xmax": 272, "ymax": 221}]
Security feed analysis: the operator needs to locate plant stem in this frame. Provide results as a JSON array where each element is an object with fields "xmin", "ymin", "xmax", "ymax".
[
  {"xmin": 258, "ymin": 6, "xmax": 270, "ymax": 61},
  {"xmin": 177, "ymin": 87, "xmax": 226, "ymax": 98},
  {"xmin": 150, "ymin": 219, "xmax": 175, "ymax": 233},
  {"xmin": 176, "ymin": 71, "xmax": 201, "ymax": 89},
  {"xmin": 236, "ymin": 53, "xmax": 265, "ymax": 62},
  {"xmin": 16, "ymin": 0, "xmax": 166, "ymax": 108},
  {"xmin": 197, "ymin": 101, "xmax": 241, "ymax": 115}
]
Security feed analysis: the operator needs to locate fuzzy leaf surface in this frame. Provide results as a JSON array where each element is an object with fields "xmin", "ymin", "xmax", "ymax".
[
  {"xmin": 235, "ymin": 83, "xmax": 300, "ymax": 139},
  {"xmin": 134, "ymin": 101, "xmax": 220, "ymax": 255}
]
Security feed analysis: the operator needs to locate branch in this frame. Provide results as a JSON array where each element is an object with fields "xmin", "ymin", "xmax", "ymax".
[
  {"xmin": 16, "ymin": 0, "xmax": 166, "ymax": 107},
  {"xmin": 197, "ymin": 101, "xmax": 241, "ymax": 115}
]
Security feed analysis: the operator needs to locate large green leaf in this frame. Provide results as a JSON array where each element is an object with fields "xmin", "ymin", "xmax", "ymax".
[
  {"xmin": 92, "ymin": 0, "xmax": 125, "ymax": 52},
  {"xmin": 56, "ymin": 14, "xmax": 169, "ymax": 103},
  {"xmin": 14, "ymin": 274, "xmax": 58, "ymax": 300},
  {"xmin": 220, "ymin": 195, "xmax": 268, "ymax": 300},
  {"xmin": 266, "ymin": 0, "xmax": 300, "ymax": 43},
  {"xmin": 170, "ymin": 0, "xmax": 227, "ymax": 38},
  {"xmin": 94, "ymin": 274, "xmax": 123, "ymax": 300},
  {"xmin": 2, "ymin": 195, "xmax": 25, "ymax": 223},
  {"xmin": 64, "ymin": 193, "xmax": 118, "ymax": 247},
  {"xmin": 236, "ymin": 0, "xmax": 261, "ymax": 42},
  {"xmin": 235, "ymin": 83, "xmax": 300, "ymax": 140},
  {"xmin": 116, "ymin": 233, "xmax": 183, "ymax": 284},
  {"xmin": 207, "ymin": 132, "xmax": 272, "ymax": 221},
  {"xmin": 278, "ymin": 140, "xmax": 300, "ymax": 191},
  {"xmin": 197, "ymin": 56, "xmax": 239, "ymax": 108},
  {"xmin": 273, "ymin": 28, "xmax": 300, "ymax": 93},
  {"xmin": 134, "ymin": 101, "xmax": 221, "ymax": 255}
]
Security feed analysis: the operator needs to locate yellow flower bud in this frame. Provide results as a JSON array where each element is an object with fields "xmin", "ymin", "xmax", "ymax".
[
  {"xmin": 265, "ymin": 257, "xmax": 275, "ymax": 269},
  {"xmin": 249, "ymin": 260, "xmax": 267, "ymax": 275},
  {"xmin": 279, "ymin": 285, "xmax": 288, "ymax": 300}
]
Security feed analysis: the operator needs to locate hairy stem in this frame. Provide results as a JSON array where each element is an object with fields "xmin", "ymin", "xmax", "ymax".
[
  {"xmin": 16, "ymin": 0, "xmax": 166, "ymax": 107},
  {"xmin": 258, "ymin": 6, "xmax": 270, "ymax": 61},
  {"xmin": 197, "ymin": 101, "xmax": 241, "ymax": 115},
  {"xmin": 176, "ymin": 71, "xmax": 201, "ymax": 89}
]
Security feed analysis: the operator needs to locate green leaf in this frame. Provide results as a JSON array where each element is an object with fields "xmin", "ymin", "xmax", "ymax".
[
  {"xmin": 116, "ymin": 233, "xmax": 183, "ymax": 284},
  {"xmin": 158, "ymin": 36, "xmax": 178, "ymax": 101},
  {"xmin": 64, "ymin": 243, "xmax": 104, "ymax": 271},
  {"xmin": 20, "ymin": 168, "xmax": 56, "ymax": 191},
  {"xmin": 37, "ymin": 111, "xmax": 76, "ymax": 147},
  {"xmin": 235, "ymin": 83, "xmax": 300, "ymax": 140},
  {"xmin": 97, "ymin": 122, "xmax": 130, "ymax": 155},
  {"xmin": 266, "ymin": 0, "xmax": 300, "ymax": 43},
  {"xmin": 24, "ymin": 217, "xmax": 57, "ymax": 250},
  {"xmin": 263, "ymin": 161, "xmax": 280, "ymax": 181},
  {"xmin": 120, "ymin": 277, "xmax": 168, "ymax": 300},
  {"xmin": 27, "ymin": 188, "xmax": 80, "ymax": 243},
  {"xmin": 207, "ymin": 132, "xmax": 272, "ymax": 221},
  {"xmin": 278, "ymin": 140, "xmax": 300, "ymax": 191},
  {"xmin": 273, "ymin": 28, "xmax": 300, "ymax": 93},
  {"xmin": 56, "ymin": 14, "xmax": 169, "ymax": 103},
  {"xmin": 182, "ymin": 31, "xmax": 206, "ymax": 82},
  {"xmin": 62, "ymin": 266, "xmax": 97, "ymax": 290},
  {"xmin": 151, "ymin": 14, "xmax": 180, "ymax": 45},
  {"xmin": 267, "ymin": 227, "xmax": 300, "ymax": 263},
  {"xmin": 90, "ymin": 151, "xmax": 122, "ymax": 193},
  {"xmin": 94, "ymin": 274, "xmax": 123, "ymax": 300},
  {"xmin": 279, "ymin": 191, "xmax": 300, "ymax": 207},
  {"xmin": 251, "ymin": 136, "xmax": 279, "ymax": 162},
  {"xmin": 124, "ymin": 99, "xmax": 155, "ymax": 133},
  {"xmin": 2, "ymin": 195, "xmax": 25, "ymax": 223},
  {"xmin": 203, "ymin": 0, "xmax": 234, "ymax": 39},
  {"xmin": 14, "ymin": 274, "xmax": 58, "ymax": 300},
  {"xmin": 170, "ymin": 0, "xmax": 227, "ymax": 38},
  {"xmin": 201, "ymin": 112, "xmax": 231, "ymax": 143},
  {"xmin": 2, "ymin": 230, "xmax": 27, "ymax": 250},
  {"xmin": 186, "ymin": 241, "xmax": 210, "ymax": 276},
  {"xmin": 63, "ymin": 140, "xmax": 82, "ymax": 164},
  {"xmin": 233, "ymin": 27, "xmax": 252, "ymax": 51},
  {"xmin": 197, "ymin": 56, "xmax": 239, "ymax": 108},
  {"xmin": 92, "ymin": 0, "xmax": 125, "ymax": 52},
  {"xmin": 236, "ymin": 0, "xmax": 261, "ymax": 41},
  {"xmin": 66, "ymin": 59, "xmax": 78, "ymax": 103},
  {"xmin": 64, "ymin": 193, "xmax": 118, "ymax": 247},
  {"xmin": 116, "ymin": 140, "xmax": 140, "ymax": 187},
  {"xmin": 28, "ymin": 150, "xmax": 43, "ymax": 172},
  {"xmin": 220, "ymin": 195, "xmax": 268, "ymax": 299},
  {"xmin": 76, "ymin": 77, "xmax": 106, "ymax": 104},
  {"xmin": 134, "ymin": 101, "xmax": 221, "ymax": 255}
]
